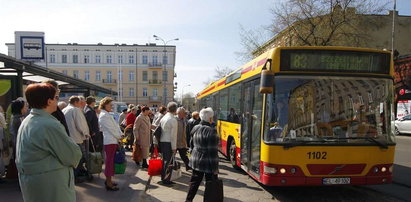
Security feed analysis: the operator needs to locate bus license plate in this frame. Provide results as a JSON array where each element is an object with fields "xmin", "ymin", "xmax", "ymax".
[{"xmin": 322, "ymin": 177, "xmax": 350, "ymax": 185}]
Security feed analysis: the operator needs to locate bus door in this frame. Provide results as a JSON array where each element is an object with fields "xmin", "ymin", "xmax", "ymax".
[{"xmin": 241, "ymin": 79, "xmax": 262, "ymax": 176}]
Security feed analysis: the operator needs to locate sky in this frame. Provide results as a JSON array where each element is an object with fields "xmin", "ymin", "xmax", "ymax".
[{"xmin": 1, "ymin": 0, "xmax": 411, "ymax": 98}]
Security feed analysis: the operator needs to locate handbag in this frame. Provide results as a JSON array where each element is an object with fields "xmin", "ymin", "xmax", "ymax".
[
  {"xmin": 114, "ymin": 146, "xmax": 126, "ymax": 164},
  {"xmin": 132, "ymin": 143, "xmax": 142, "ymax": 163},
  {"xmin": 148, "ymin": 147, "xmax": 162, "ymax": 176},
  {"xmin": 87, "ymin": 138, "xmax": 103, "ymax": 174},
  {"xmin": 114, "ymin": 163, "xmax": 126, "ymax": 174},
  {"xmin": 204, "ymin": 177, "xmax": 224, "ymax": 202},
  {"xmin": 165, "ymin": 154, "xmax": 182, "ymax": 181}
]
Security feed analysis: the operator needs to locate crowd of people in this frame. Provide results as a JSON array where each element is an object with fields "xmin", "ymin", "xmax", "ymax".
[{"xmin": 0, "ymin": 80, "xmax": 220, "ymax": 202}]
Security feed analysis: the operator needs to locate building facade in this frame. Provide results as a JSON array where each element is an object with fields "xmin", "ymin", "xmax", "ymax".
[{"xmin": 6, "ymin": 43, "xmax": 176, "ymax": 106}]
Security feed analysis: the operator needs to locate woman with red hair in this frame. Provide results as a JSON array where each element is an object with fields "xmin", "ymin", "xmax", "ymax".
[{"xmin": 15, "ymin": 83, "xmax": 82, "ymax": 202}]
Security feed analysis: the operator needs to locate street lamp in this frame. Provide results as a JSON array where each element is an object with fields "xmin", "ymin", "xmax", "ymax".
[
  {"xmin": 153, "ymin": 35, "xmax": 179, "ymax": 105},
  {"xmin": 181, "ymin": 84, "xmax": 191, "ymax": 106}
]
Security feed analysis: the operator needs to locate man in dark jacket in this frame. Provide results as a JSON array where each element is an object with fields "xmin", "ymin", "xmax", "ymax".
[
  {"xmin": 84, "ymin": 96, "xmax": 103, "ymax": 153},
  {"xmin": 186, "ymin": 107, "xmax": 219, "ymax": 202},
  {"xmin": 186, "ymin": 111, "xmax": 200, "ymax": 148},
  {"xmin": 43, "ymin": 80, "xmax": 70, "ymax": 136}
]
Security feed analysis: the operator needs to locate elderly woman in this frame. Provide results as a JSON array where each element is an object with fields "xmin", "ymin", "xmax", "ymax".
[
  {"xmin": 15, "ymin": 83, "xmax": 82, "ymax": 202},
  {"xmin": 98, "ymin": 97, "xmax": 122, "ymax": 191},
  {"xmin": 133, "ymin": 106, "xmax": 152, "ymax": 168},
  {"xmin": 186, "ymin": 107, "xmax": 219, "ymax": 202}
]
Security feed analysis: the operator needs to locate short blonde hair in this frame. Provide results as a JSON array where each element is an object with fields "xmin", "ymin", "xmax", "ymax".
[{"xmin": 99, "ymin": 97, "xmax": 113, "ymax": 111}]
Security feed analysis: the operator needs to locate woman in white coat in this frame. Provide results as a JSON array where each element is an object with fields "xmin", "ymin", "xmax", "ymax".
[{"xmin": 99, "ymin": 97, "xmax": 123, "ymax": 191}]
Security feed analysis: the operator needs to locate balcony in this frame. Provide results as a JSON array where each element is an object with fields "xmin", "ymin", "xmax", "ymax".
[
  {"xmin": 148, "ymin": 63, "xmax": 163, "ymax": 69},
  {"xmin": 102, "ymin": 79, "xmax": 117, "ymax": 84},
  {"xmin": 149, "ymin": 96, "xmax": 162, "ymax": 102},
  {"xmin": 148, "ymin": 79, "xmax": 162, "ymax": 85}
]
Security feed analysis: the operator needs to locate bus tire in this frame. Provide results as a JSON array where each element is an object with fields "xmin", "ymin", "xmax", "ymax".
[{"xmin": 229, "ymin": 140, "xmax": 240, "ymax": 170}]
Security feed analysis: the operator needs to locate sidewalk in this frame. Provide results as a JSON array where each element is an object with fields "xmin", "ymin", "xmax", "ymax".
[{"xmin": 133, "ymin": 155, "xmax": 273, "ymax": 202}]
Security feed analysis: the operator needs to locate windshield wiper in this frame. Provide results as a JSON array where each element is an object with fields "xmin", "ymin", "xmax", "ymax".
[
  {"xmin": 323, "ymin": 137, "xmax": 388, "ymax": 149},
  {"xmin": 282, "ymin": 140, "xmax": 326, "ymax": 149}
]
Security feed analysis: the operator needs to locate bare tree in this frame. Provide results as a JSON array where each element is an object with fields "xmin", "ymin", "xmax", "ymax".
[
  {"xmin": 240, "ymin": 0, "xmax": 390, "ymax": 58},
  {"xmin": 202, "ymin": 66, "xmax": 234, "ymax": 86}
]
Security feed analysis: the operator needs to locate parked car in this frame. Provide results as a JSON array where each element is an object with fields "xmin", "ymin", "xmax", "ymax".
[{"xmin": 394, "ymin": 114, "xmax": 411, "ymax": 135}]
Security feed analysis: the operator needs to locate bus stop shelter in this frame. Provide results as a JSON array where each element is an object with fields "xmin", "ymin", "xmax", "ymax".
[{"xmin": 0, "ymin": 53, "xmax": 116, "ymax": 109}]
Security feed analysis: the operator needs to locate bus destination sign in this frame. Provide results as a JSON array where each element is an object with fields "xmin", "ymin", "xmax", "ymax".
[{"xmin": 281, "ymin": 49, "xmax": 390, "ymax": 74}]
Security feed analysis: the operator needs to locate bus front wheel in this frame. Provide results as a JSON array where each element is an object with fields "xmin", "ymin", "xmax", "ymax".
[{"xmin": 229, "ymin": 141, "xmax": 240, "ymax": 169}]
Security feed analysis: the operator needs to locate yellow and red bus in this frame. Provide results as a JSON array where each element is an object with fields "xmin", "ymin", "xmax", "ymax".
[{"xmin": 196, "ymin": 46, "xmax": 396, "ymax": 186}]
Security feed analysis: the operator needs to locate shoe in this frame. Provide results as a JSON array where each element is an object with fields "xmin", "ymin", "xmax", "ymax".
[
  {"xmin": 75, "ymin": 178, "xmax": 85, "ymax": 184},
  {"xmin": 105, "ymin": 180, "xmax": 118, "ymax": 186},
  {"xmin": 161, "ymin": 180, "xmax": 176, "ymax": 185},
  {"xmin": 186, "ymin": 166, "xmax": 192, "ymax": 171},
  {"xmin": 105, "ymin": 185, "xmax": 119, "ymax": 191},
  {"xmin": 142, "ymin": 164, "xmax": 149, "ymax": 169}
]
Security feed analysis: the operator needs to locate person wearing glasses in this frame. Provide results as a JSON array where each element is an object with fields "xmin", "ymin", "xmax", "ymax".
[{"xmin": 15, "ymin": 83, "xmax": 82, "ymax": 202}]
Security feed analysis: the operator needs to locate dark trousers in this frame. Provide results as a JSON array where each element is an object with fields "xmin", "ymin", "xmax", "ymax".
[
  {"xmin": 177, "ymin": 148, "xmax": 190, "ymax": 168},
  {"xmin": 186, "ymin": 170, "xmax": 217, "ymax": 201},
  {"xmin": 75, "ymin": 142, "xmax": 86, "ymax": 177},
  {"xmin": 159, "ymin": 142, "xmax": 172, "ymax": 182}
]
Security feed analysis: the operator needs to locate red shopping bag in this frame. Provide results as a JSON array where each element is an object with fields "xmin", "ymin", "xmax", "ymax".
[{"xmin": 148, "ymin": 147, "xmax": 162, "ymax": 176}]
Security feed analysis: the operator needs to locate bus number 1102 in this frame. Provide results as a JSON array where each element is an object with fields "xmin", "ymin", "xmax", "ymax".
[{"xmin": 307, "ymin": 152, "xmax": 327, "ymax": 159}]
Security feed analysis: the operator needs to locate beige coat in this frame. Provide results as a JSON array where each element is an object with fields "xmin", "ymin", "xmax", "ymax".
[{"xmin": 133, "ymin": 114, "xmax": 151, "ymax": 148}]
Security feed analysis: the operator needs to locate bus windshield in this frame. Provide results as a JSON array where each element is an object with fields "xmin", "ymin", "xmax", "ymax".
[{"xmin": 264, "ymin": 75, "xmax": 395, "ymax": 146}]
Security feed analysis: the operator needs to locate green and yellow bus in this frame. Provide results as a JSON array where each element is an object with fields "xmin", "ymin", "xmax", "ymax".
[{"xmin": 196, "ymin": 46, "xmax": 395, "ymax": 186}]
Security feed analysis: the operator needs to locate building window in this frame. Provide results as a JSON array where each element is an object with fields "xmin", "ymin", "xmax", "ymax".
[
  {"xmin": 163, "ymin": 55, "xmax": 168, "ymax": 65},
  {"xmin": 73, "ymin": 55, "xmax": 78, "ymax": 63},
  {"xmin": 118, "ymin": 70, "xmax": 123, "ymax": 81},
  {"xmin": 163, "ymin": 88, "xmax": 167, "ymax": 99},
  {"xmin": 152, "ymin": 56, "xmax": 158, "ymax": 65},
  {"xmin": 143, "ymin": 88, "xmax": 148, "ymax": 97},
  {"xmin": 129, "ymin": 55, "xmax": 134, "ymax": 64},
  {"xmin": 73, "ymin": 70, "xmax": 79, "ymax": 79},
  {"xmin": 96, "ymin": 55, "xmax": 101, "ymax": 63},
  {"xmin": 153, "ymin": 88, "xmax": 158, "ymax": 96},
  {"xmin": 84, "ymin": 55, "xmax": 90, "ymax": 63},
  {"xmin": 162, "ymin": 71, "xmax": 168, "ymax": 81},
  {"xmin": 96, "ymin": 71, "xmax": 101, "ymax": 81},
  {"xmin": 118, "ymin": 55, "xmax": 123, "ymax": 64},
  {"xmin": 62, "ymin": 70, "xmax": 67, "ymax": 75},
  {"xmin": 62, "ymin": 55, "xmax": 67, "ymax": 63},
  {"xmin": 152, "ymin": 71, "xmax": 158, "ymax": 81},
  {"xmin": 85, "ymin": 71, "xmax": 90, "ymax": 81},
  {"xmin": 142, "ymin": 71, "xmax": 148, "ymax": 81},
  {"xmin": 107, "ymin": 71, "xmax": 112, "ymax": 82},
  {"xmin": 142, "ymin": 55, "xmax": 148, "ymax": 64},
  {"xmin": 129, "ymin": 88, "xmax": 134, "ymax": 97},
  {"xmin": 129, "ymin": 71, "xmax": 134, "ymax": 81},
  {"xmin": 50, "ymin": 54, "xmax": 56, "ymax": 63},
  {"xmin": 106, "ymin": 55, "xmax": 112, "ymax": 64},
  {"xmin": 119, "ymin": 88, "xmax": 123, "ymax": 97}
]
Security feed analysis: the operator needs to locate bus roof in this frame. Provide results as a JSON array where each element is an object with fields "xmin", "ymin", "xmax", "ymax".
[{"xmin": 196, "ymin": 46, "xmax": 392, "ymax": 99}]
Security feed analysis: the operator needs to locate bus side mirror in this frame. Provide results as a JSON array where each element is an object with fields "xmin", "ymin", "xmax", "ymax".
[{"xmin": 260, "ymin": 60, "xmax": 274, "ymax": 94}]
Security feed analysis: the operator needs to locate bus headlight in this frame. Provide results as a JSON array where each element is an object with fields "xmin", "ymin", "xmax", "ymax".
[
  {"xmin": 280, "ymin": 168, "xmax": 286, "ymax": 174},
  {"xmin": 381, "ymin": 167, "xmax": 387, "ymax": 172},
  {"xmin": 389, "ymin": 165, "xmax": 393, "ymax": 173},
  {"xmin": 373, "ymin": 167, "xmax": 379, "ymax": 173},
  {"xmin": 264, "ymin": 166, "xmax": 277, "ymax": 174},
  {"xmin": 290, "ymin": 167, "xmax": 297, "ymax": 174}
]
